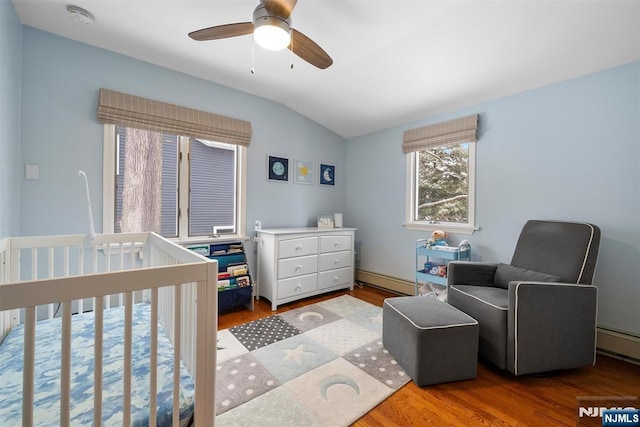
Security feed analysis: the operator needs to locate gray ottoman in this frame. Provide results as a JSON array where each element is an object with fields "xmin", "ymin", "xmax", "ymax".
[{"xmin": 383, "ymin": 296, "xmax": 479, "ymax": 386}]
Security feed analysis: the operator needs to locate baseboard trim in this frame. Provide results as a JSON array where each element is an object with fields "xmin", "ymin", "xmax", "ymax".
[
  {"xmin": 355, "ymin": 269, "xmax": 414, "ymax": 295},
  {"xmin": 356, "ymin": 269, "xmax": 640, "ymax": 363},
  {"xmin": 596, "ymin": 327, "xmax": 640, "ymax": 362}
]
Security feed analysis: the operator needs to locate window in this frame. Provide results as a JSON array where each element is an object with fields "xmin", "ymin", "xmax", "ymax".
[
  {"xmin": 104, "ymin": 125, "xmax": 247, "ymax": 242},
  {"xmin": 403, "ymin": 114, "xmax": 478, "ymax": 234}
]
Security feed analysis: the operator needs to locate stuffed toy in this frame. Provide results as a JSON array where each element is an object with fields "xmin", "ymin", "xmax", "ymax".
[{"xmin": 426, "ymin": 230, "xmax": 448, "ymax": 248}]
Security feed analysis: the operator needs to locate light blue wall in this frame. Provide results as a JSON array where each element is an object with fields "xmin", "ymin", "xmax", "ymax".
[
  {"xmin": 0, "ymin": 0, "xmax": 22, "ymax": 238},
  {"xmin": 20, "ymin": 28, "xmax": 347, "ymax": 242},
  {"xmin": 346, "ymin": 61, "xmax": 640, "ymax": 336}
]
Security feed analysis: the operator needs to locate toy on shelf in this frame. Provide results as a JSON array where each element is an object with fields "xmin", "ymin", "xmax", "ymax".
[{"xmin": 426, "ymin": 229, "xmax": 448, "ymax": 248}]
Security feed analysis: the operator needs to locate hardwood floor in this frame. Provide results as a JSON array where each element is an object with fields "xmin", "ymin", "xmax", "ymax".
[{"xmin": 218, "ymin": 285, "xmax": 640, "ymax": 426}]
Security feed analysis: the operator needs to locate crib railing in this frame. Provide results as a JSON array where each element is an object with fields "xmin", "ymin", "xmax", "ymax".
[{"xmin": 0, "ymin": 232, "xmax": 217, "ymax": 427}]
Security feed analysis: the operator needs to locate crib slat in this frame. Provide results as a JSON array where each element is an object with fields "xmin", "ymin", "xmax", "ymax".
[
  {"xmin": 92, "ymin": 244, "xmax": 98, "ymax": 274},
  {"xmin": 48, "ymin": 247, "xmax": 54, "ymax": 277},
  {"xmin": 149, "ymin": 288, "xmax": 158, "ymax": 426},
  {"xmin": 48, "ymin": 248, "xmax": 54, "ymax": 319},
  {"xmin": 94, "ymin": 296, "xmax": 104, "ymax": 426},
  {"xmin": 173, "ymin": 285, "xmax": 181, "ymax": 427},
  {"xmin": 123, "ymin": 292, "xmax": 133, "ymax": 427},
  {"xmin": 119, "ymin": 242, "xmax": 124, "ymax": 270},
  {"xmin": 130, "ymin": 242, "xmax": 136, "ymax": 268},
  {"xmin": 60, "ymin": 301, "xmax": 72, "ymax": 427},
  {"xmin": 64, "ymin": 247, "xmax": 69, "ymax": 276},
  {"xmin": 23, "ymin": 306, "xmax": 36, "ymax": 427},
  {"xmin": 106, "ymin": 241, "xmax": 111, "ymax": 271},
  {"xmin": 119, "ymin": 243, "xmax": 125, "ymax": 307},
  {"xmin": 31, "ymin": 248, "xmax": 37, "ymax": 281},
  {"xmin": 78, "ymin": 246, "xmax": 84, "ymax": 313}
]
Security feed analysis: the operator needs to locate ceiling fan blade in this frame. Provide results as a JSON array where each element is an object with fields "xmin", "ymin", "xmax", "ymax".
[
  {"xmin": 263, "ymin": 0, "xmax": 298, "ymax": 19},
  {"xmin": 189, "ymin": 22, "xmax": 253, "ymax": 41},
  {"xmin": 289, "ymin": 29, "xmax": 333, "ymax": 69}
]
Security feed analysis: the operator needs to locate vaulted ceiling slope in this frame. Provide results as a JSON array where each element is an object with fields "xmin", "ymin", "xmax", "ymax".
[{"xmin": 12, "ymin": 0, "xmax": 640, "ymax": 139}]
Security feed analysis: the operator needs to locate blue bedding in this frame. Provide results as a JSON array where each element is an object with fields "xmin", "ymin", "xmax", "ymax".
[{"xmin": 0, "ymin": 303, "xmax": 194, "ymax": 426}]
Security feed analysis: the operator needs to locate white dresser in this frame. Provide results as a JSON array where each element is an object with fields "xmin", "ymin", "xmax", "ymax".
[{"xmin": 256, "ymin": 227, "xmax": 356, "ymax": 310}]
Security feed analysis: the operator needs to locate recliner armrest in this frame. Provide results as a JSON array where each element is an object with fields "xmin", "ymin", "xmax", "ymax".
[
  {"xmin": 447, "ymin": 262, "xmax": 498, "ymax": 287},
  {"xmin": 507, "ymin": 281, "xmax": 598, "ymax": 375}
]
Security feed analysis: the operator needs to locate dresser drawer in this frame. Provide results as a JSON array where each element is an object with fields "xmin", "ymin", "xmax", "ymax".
[
  {"xmin": 318, "ymin": 268, "xmax": 352, "ymax": 290},
  {"xmin": 278, "ymin": 237, "xmax": 318, "ymax": 259},
  {"xmin": 318, "ymin": 250, "xmax": 352, "ymax": 272},
  {"xmin": 319, "ymin": 235, "xmax": 352, "ymax": 253},
  {"xmin": 277, "ymin": 255, "xmax": 317, "ymax": 279},
  {"xmin": 278, "ymin": 273, "xmax": 317, "ymax": 299}
]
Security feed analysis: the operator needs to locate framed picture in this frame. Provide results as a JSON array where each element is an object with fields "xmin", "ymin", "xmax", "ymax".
[
  {"xmin": 319, "ymin": 163, "xmax": 335, "ymax": 186},
  {"xmin": 317, "ymin": 214, "xmax": 334, "ymax": 228},
  {"xmin": 294, "ymin": 159, "xmax": 314, "ymax": 185},
  {"xmin": 267, "ymin": 155, "xmax": 289, "ymax": 182}
]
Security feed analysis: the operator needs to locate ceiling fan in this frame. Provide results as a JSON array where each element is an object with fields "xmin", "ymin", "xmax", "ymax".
[{"xmin": 188, "ymin": 0, "xmax": 333, "ymax": 69}]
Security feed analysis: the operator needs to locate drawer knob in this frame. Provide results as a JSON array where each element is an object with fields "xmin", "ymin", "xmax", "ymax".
[
  {"xmin": 295, "ymin": 246, "xmax": 303, "ymax": 251},
  {"xmin": 295, "ymin": 265, "xmax": 302, "ymax": 271},
  {"xmin": 333, "ymin": 276, "xmax": 339, "ymax": 282},
  {"xmin": 334, "ymin": 241, "xmax": 340, "ymax": 246},
  {"xmin": 295, "ymin": 284, "xmax": 302, "ymax": 291},
  {"xmin": 333, "ymin": 259, "xmax": 339, "ymax": 264}
]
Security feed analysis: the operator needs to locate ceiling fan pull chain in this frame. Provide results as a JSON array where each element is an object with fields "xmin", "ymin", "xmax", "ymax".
[
  {"xmin": 289, "ymin": 30, "xmax": 294, "ymax": 69},
  {"xmin": 251, "ymin": 40, "xmax": 256, "ymax": 74}
]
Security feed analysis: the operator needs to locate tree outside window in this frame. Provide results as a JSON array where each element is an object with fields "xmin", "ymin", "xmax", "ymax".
[
  {"xmin": 416, "ymin": 143, "xmax": 469, "ymax": 223},
  {"xmin": 405, "ymin": 140, "xmax": 476, "ymax": 234}
]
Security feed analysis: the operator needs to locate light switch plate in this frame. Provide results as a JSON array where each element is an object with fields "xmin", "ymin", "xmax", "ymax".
[{"xmin": 25, "ymin": 164, "xmax": 39, "ymax": 180}]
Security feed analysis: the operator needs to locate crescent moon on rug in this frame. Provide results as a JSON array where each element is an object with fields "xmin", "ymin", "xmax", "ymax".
[
  {"xmin": 298, "ymin": 311, "xmax": 323, "ymax": 322},
  {"xmin": 320, "ymin": 375, "xmax": 360, "ymax": 400}
]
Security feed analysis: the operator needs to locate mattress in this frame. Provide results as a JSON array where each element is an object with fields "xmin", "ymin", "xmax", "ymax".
[{"xmin": 0, "ymin": 303, "xmax": 195, "ymax": 426}]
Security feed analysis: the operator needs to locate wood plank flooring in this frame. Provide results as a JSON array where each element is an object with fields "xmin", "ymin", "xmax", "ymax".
[{"xmin": 217, "ymin": 285, "xmax": 640, "ymax": 426}]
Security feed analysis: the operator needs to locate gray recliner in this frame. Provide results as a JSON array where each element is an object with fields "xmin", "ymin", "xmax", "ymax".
[{"xmin": 447, "ymin": 220, "xmax": 601, "ymax": 375}]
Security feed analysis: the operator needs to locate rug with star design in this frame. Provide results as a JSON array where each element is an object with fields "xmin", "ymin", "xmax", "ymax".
[{"xmin": 214, "ymin": 294, "xmax": 409, "ymax": 426}]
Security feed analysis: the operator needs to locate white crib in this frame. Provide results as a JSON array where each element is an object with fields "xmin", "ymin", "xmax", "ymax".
[{"xmin": 0, "ymin": 232, "xmax": 217, "ymax": 426}]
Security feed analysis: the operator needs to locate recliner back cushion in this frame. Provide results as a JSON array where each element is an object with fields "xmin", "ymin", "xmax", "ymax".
[
  {"xmin": 510, "ymin": 220, "xmax": 600, "ymax": 283},
  {"xmin": 493, "ymin": 263, "xmax": 563, "ymax": 289}
]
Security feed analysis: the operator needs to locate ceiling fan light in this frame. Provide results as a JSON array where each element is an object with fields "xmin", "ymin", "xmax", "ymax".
[
  {"xmin": 252, "ymin": 6, "xmax": 291, "ymax": 51},
  {"xmin": 254, "ymin": 22, "xmax": 291, "ymax": 51}
]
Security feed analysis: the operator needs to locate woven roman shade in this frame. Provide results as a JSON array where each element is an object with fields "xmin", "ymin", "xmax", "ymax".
[
  {"xmin": 97, "ymin": 88, "xmax": 252, "ymax": 146},
  {"xmin": 402, "ymin": 114, "xmax": 478, "ymax": 154}
]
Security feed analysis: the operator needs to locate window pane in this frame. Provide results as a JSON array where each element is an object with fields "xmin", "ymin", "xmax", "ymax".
[
  {"xmin": 415, "ymin": 143, "xmax": 469, "ymax": 223},
  {"xmin": 114, "ymin": 126, "xmax": 178, "ymax": 237},
  {"xmin": 189, "ymin": 138, "xmax": 236, "ymax": 236},
  {"xmin": 160, "ymin": 136, "xmax": 178, "ymax": 237}
]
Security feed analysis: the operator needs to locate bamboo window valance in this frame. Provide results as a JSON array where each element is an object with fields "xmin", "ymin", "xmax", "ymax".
[
  {"xmin": 97, "ymin": 88, "xmax": 252, "ymax": 147},
  {"xmin": 402, "ymin": 114, "xmax": 478, "ymax": 154}
]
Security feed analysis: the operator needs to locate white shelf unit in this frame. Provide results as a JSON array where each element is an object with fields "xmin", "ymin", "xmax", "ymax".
[{"xmin": 415, "ymin": 239, "xmax": 471, "ymax": 295}]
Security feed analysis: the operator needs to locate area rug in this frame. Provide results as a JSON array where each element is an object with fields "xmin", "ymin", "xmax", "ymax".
[{"xmin": 215, "ymin": 295, "xmax": 410, "ymax": 426}]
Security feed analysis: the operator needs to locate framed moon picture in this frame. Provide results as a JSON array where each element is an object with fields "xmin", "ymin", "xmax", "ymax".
[
  {"xmin": 268, "ymin": 155, "xmax": 289, "ymax": 182},
  {"xmin": 294, "ymin": 159, "xmax": 314, "ymax": 185},
  {"xmin": 319, "ymin": 163, "xmax": 335, "ymax": 186}
]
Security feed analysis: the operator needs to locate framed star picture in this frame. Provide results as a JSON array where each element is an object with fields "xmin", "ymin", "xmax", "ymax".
[
  {"xmin": 294, "ymin": 159, "xmax": 314, "ymax": 185},
  {"xmin": 319, "ymin": 163, "xmax": 335, "ymax": 186},
  {"xmin": 267, "ymin": 155, "xmax": 289, "ymax": 182}
]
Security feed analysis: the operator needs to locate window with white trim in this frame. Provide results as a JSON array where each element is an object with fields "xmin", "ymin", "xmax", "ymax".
[
  {"xmin": 405, "ymin": 142, "xmax": 476, "ymax": 234},
  {"xmin": 403, "ymin": 114, "xmax": 478, "ymax": 234},
  {"xmin": 103, "ymin": 125, "xmax": 247, "ymax": 241}
]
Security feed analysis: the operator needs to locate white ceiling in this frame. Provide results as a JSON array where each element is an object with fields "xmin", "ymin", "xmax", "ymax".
[{"xmin": 11, "ymin": 0, "xmax": 640, "ymax": 139}]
